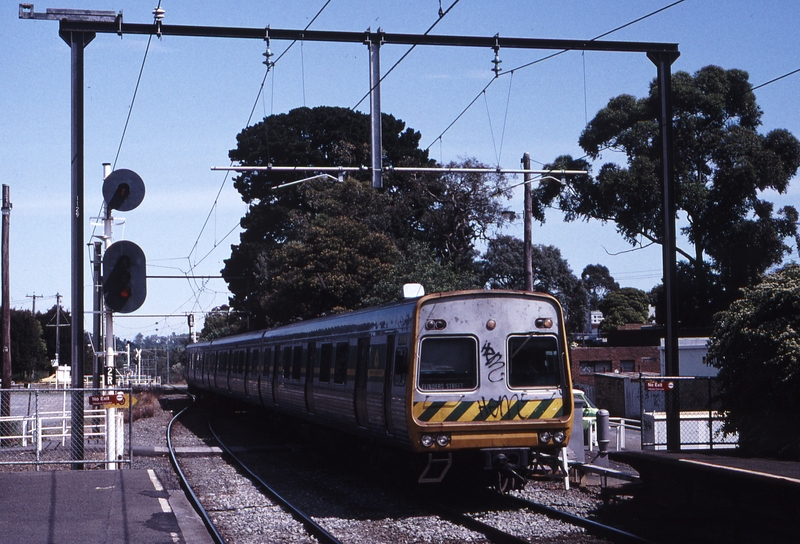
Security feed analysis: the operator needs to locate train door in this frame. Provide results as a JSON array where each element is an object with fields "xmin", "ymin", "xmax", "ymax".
[
  {"xmin": 271, "ymin": 345, "xmax": 281, "ymax": 405},
  {"xmin": 207, "ymin": 351, "xmax": 217, "ymax": 389},
  {"xmin": 355, "ymin": 337, "xmax": 370, "ymax": 428},
  {"xmin": 383, "ymin": 334, "xmax": 396, "ymax": 435},
  {"xmin": 259, "ymin": 346, "xmax": 274, "ymax": 406},
  {"xmin": 304, "ymin": 342, "xmax": 316, "ymax": 414}
]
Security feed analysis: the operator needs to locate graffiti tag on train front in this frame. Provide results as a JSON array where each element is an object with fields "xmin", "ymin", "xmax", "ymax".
[{"xmin": 481, "ymin": 341, "xmax": 505, "ymax": 382}]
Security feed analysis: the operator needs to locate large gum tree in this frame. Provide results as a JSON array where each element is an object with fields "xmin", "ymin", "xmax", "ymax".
[{"xmin": 547, "ymin": 66, "xmax": 800, "ymax": 326}]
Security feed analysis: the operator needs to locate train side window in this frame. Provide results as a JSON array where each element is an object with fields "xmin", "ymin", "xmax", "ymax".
[
  {"xmin": 292, "ymin": 345, "xmax": 303, "ymax": 381},
  {"xmin": 508, "ymin": 335, "xmax": 561, "ymax": 388},
  {"xmin": 393, "ymin": 347, "xmax": 407, "ymax": 387},
  {"xmin": 419, "ymin": 336, "xmax": 478, "ymax": 391},
  {"xmin": 282, "ymin": 346, "xmax": 292, "ymax": 379},
  {"xmin": 319, "ymin": 343, "xmax": 333, "ymax": 383},
  {"xmin": 333, "ymin": 342, "xmax": 349, "ymax": 385}
]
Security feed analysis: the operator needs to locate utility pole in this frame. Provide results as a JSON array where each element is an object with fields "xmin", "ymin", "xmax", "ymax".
[
  {"xmin": 521, "ymin": 153, "xmax": 533, "ymax": 292},
  {"xmin": 55, "ymin": 294, "xmax": 62, "ymax": 367},
  {"xmin": 1, "ymin": 185, "xmax": 11, "ymax": 418},
  {"xmin": 26, "ymin": 293, "xmax": 39, "ymax": 315}
]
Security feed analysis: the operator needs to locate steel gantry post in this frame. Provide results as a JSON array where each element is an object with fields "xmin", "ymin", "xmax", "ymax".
[
  {"xmin": 367, "ymin": 31, "xmax": 384, "ymax": 189},
  {"xmin": 63, "ymin": 27, "xmax": 95, "ymax": 469},
  {"xmin": 649, "ymin": 50, "xmax": 682, "ymax": 451}
]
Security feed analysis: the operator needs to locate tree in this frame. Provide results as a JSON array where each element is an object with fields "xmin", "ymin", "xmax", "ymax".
[
  {"xmin": 549, "ymin": 66, "xmax": 800, "ymax": 325},
  {"xmin": 363, "ymin": 241, "xmax": 478, "ymax": 306},
  {"xmin": 597, "ymin": 287, "xmax": 650, "ymax": 332},
  {"xmin": 37, "ymin": 304, "xmax": 71, "ymax": 367},
  {"xmin": 199, "ymin": 305, "xmax": 246, "ymax": 340},
  {"xmin": 479, "ymin": 236, "xmax": 589, "ymax": 333},
  {"xmin": 258, "ymin": 215, "xmax": 399, "ymax": 323},
  {"xmin": 581, "ymin": 264, "xmax": 619, "ymax": 310},
  {"xmin": 223, "ymin": 106, "xmax": 509, "ymax": 327},
  {"xmin": 707, "ymin": 264, "xmax": 800, "ymax": 459},
  {"xmin": 5, "ymin": 309, "xmax": 48, "ymax": 382}
]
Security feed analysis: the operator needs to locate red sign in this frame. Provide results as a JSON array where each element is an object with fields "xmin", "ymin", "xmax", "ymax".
[
  {"xmin": 88, "ymin": 393, "xmax": 126, "ymax": 406},
  {"xmin": 645, "ymin": 380, "xmax": 675, "ymax": 392}
]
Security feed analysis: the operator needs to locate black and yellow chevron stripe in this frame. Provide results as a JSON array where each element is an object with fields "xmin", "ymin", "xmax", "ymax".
[{"xmin": 413, "ymin": 397, "xmax": 564, "ymax": 422}]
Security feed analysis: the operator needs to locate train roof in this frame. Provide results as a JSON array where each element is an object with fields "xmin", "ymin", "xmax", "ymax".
[{"xmin": 188, "ymin": 289, "xmax": 561, "ymax": 349}]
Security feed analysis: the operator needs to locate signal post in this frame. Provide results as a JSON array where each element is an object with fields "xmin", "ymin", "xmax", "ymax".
[{"xmin": 99, "ymin": 166, "xmax": 146, "ymax": 468}]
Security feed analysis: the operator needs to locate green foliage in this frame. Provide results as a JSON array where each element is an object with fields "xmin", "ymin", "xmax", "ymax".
[
  {"xmin": 5, "ymin": 309, "xmax": 49, "ymax": 382},
  {"xmin": 36, "ymin": 304, "xmax": 71, "ymax": 366},
  {"xmin": 597, "ymin": 288, "xmax": 650, "ymax": 332},
  {"xmin": 708, "ymin": 264, "xmax": 800, "ymax": 459},
  {"xmin": 261, "ymin": 215, "xmax": 399, "ymax": 322},
  {"xmin": 479, "ymin": 235, "xmax": 589, "ymax": 334},
  {"xmin": 223, "ymin": 106, "xmax": 509, "ymax": 327},
  {"xmin": 364, "ymin": 241, "xmax": 478, "ymax": 305},
  {"xmin": 199, "ymin": 305, "xmax": 246, "ymax": 340},
  {"xmin": 551, "ymin": 66, "xmax": 800, "ymax": 326},
  {"xmin": 581, "ymin": 264, "xmax": 619, "ymax": 310}
]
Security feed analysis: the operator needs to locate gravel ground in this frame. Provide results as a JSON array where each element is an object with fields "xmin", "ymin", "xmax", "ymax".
[{"xmin": 144, "ymin": 397, "xmax": 626, "ymax": 544}]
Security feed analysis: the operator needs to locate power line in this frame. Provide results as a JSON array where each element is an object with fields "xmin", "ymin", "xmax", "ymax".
[
  {"xmin": 182, "ymin": 1, "xmax": 335, "ymax": 321},
  {"xmin": 351, "ymin": 0, "xmax": 462, "ymax": 110},
  {"xmin": 425, "ymin": 0, "xmax": 686, "ymax": 152},
  {"xmin": 112, "ymin": 1, "xmax": 163, "ymax": 170},
  {"xmin": 752, "ymin": 67, "xmax": 800, "ymax": 91}
]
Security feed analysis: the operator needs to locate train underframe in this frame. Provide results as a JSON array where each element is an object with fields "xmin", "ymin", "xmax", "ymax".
[{"xmin": 417, "ymin": 446, "xmax": 569, "ymax": 492}]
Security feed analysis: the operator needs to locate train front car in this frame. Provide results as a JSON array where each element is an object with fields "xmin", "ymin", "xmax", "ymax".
[{"xmin": 408, "ymin": 291, "xmax": 573, "ymax": 491}]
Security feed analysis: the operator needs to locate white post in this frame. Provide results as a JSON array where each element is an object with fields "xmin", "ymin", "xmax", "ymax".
[{"xmin": 103, "ymin": 163, "xmax": 117, "ymax": 470}]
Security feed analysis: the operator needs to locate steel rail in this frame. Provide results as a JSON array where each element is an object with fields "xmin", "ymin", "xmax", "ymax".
[
  {"xmin": 421, "ymin": 497, "xmax": 533, "ymax": 544},
  {"xmin": 207, "ymin": 419, "xmax": 344, "ymax": 544},
  {"xmin": 500, "ymin": 492, "xmax": 654, "ymax": 544},
  {"xmin": 166, "ymin": 398, "xmax": 226, "ymax": 544}
]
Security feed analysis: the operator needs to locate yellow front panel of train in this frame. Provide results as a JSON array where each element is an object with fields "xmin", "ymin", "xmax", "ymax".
[{"xmin": 413, "ymin": 396, "xmax": 564, "ymax": 423}]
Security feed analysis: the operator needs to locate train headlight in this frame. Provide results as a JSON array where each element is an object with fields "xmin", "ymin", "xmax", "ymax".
[
  {"xmin": 435, "ymin": 434, "xmax": 450, "ymax": 447},
  {"xmin": 425, "ymin": 319, "xmax": 447, "ymax": 330},
  {"xmin": 538, "ymin": 431, "xmax": 553, "ymax": 444},
  {"xmin": 420, "ymin": 434, "xmax": 434, "ymax": 448},
  {"xmin": 535, "ymin": 317, "xmax": 554, "ymax": 329},
  {"xmin": 553, "ymin": 430, "xmax": 567, "ymax": 444}
]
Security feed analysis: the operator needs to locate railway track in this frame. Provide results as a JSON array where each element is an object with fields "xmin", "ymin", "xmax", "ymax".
[
  {"xmin": 167, "ymin": 398, "xmax": 651, "ymax": 543},
  {"xmin": 167, "ymin": 399, "xmax": 335, "ymax": 543}
]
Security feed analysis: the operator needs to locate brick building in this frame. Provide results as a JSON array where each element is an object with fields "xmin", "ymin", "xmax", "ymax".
[{"xmin": 569, "ymin": 344, "xmax": 660, "ymax": 390}]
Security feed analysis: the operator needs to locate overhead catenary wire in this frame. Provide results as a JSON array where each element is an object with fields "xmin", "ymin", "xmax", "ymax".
[
  {"xmin": 351, "ymin": 0, "xmax": 462, "ymax": 111},
  {"xmin": 182, "ymin": 0, "xmax": 334, "ymax": 320},
  {"xmin": 424, "ymin": 0, "xmax": 687, "ymax": 153}
]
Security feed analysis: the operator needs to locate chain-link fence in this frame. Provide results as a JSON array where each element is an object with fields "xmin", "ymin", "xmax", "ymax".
[
  {"xmin": 639, "ymin": 376, "xmax": 738, "ymax": 450},
  {"xmin": 0, "ymin": 387, "xmax": 132, "ymax": 469}
]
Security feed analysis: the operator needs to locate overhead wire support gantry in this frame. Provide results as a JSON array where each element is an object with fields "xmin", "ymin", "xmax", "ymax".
[{"xmin": 21, "ymin": 4, "xmax": 683, "ymax": 452}]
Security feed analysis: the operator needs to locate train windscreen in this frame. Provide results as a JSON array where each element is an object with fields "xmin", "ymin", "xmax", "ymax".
[
  {"xmin": 419, "ymin": 336, "xmax": 478, "ymax": 391},
  {"xmin": 507, "ymin": 335, "xmax": 561, "ymax": 387}
]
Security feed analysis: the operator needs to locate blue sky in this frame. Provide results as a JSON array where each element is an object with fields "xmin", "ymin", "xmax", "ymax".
[{"xmin": 2, "ymin": 1, "xmax": 799, "ymax": 340}]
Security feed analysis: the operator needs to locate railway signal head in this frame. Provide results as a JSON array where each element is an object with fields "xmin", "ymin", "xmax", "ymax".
[
  {"xmin": 103, "ymin": 240, "xmax": 147, "ymax": 313},
  {"xmin": 103, "ymin": 168, "xmax": 145, "ymax": 213}
]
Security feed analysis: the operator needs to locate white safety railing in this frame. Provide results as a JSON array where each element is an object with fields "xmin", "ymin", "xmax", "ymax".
[
  {"xmin": 0, "ymin": 410, "xmax": 108, "ymax": 451},
  {"xmin": 586, "ymin": 417, "xmax": 642, "ymax": 452}
]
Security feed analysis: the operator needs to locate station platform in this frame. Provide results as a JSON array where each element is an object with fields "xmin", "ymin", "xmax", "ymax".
[
  {"xmin": 0, "ymin": 469, "xmax": 212, "ymax": 543},
  {"xmin": 609, "ymin": 450, "xmax": 800, "ymax": 543}
]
